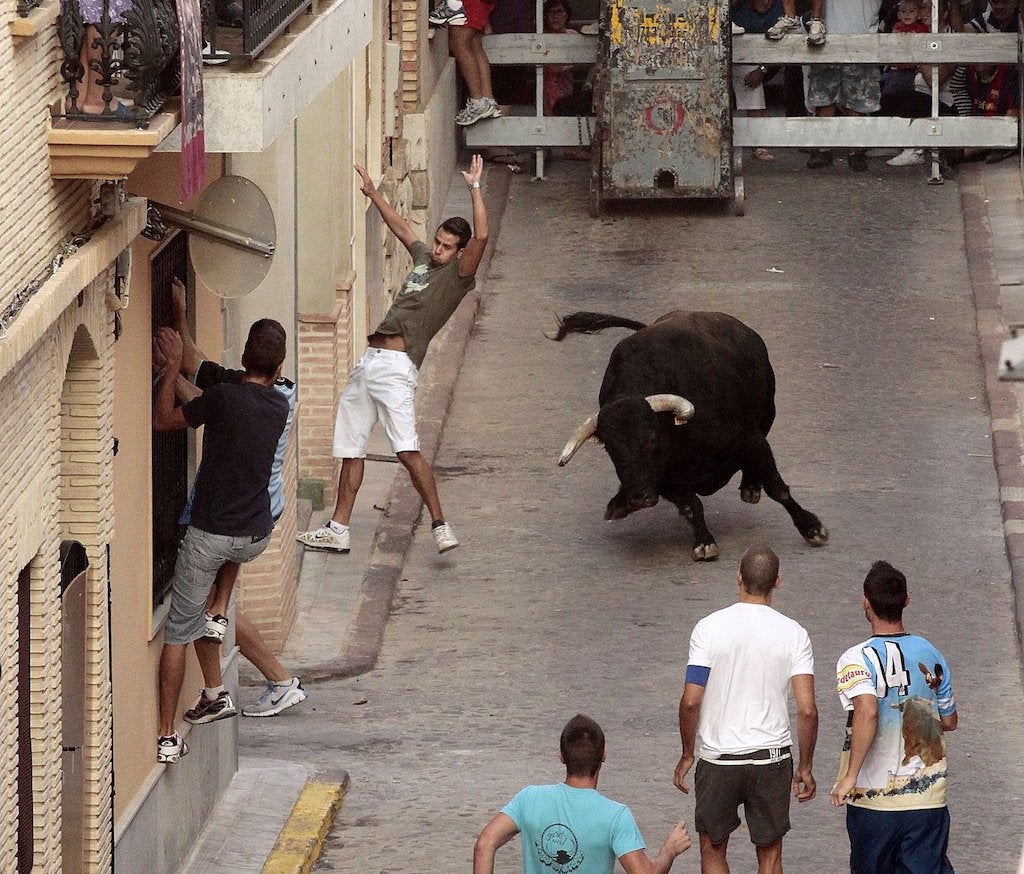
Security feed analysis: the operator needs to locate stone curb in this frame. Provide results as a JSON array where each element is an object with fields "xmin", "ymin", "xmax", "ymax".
[
  {"xmin": 299, "ymin": 165, "xmax": 514, "ymax": 682},
  {"xmin": 958, "ymin": 163, "xmax": 1024, "ymax": 652},
  {"xmin": 261, "ymin": 779, "xmax": 347, "ymax": 874}
]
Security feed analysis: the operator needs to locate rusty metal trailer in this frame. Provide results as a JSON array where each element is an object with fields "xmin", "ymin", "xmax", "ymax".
[{"xmin": 589, "ymin": 0, "xmax": 741, "ymax": 215}]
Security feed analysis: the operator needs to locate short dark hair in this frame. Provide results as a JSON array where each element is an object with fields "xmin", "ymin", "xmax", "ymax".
[
  {"xmin": 440, "ymin": 216, "xmax": 472, "ymax": 250},
  {"xmin": 560, "ymin": 714, "xmax": 604, "ymax": 777},
  {"xmin": 739, "ymin": 544, "xmax": 779, "ymax": 595},
  {"xmin": 544, "ymin": 0, "xmax": 573, "ymax": 16},
  {"xmin": 241, "ymin": 318, "xmax": 286, "ymax": 378},
  {"xmin": 863, "ymin": 560, "xmax": 907, "ymax": 622}
]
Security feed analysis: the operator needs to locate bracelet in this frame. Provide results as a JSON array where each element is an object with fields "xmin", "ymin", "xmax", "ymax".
[{"xmin": 469, "ymin": 181, "xmax": 481, "ymax": 189}]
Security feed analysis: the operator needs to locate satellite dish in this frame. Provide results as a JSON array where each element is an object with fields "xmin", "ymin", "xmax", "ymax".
[{"xmin": 150, "ymin": 175, "xmax": 276, "ymax": 299}]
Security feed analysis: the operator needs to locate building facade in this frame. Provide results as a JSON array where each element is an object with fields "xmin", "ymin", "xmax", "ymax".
[{"xmin": 2, "ymin": 0, "xmax": 464, "ymax": 866}]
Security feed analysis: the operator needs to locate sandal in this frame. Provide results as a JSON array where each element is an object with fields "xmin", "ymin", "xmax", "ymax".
[{"xmin": 752, "ymin": 147, "xmax": 774, "ymax": 162}]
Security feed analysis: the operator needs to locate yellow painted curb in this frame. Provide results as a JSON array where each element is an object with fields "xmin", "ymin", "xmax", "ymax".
[{"xmin": 262, "ymin": 780, "xmax": 345, "ymax": 874}]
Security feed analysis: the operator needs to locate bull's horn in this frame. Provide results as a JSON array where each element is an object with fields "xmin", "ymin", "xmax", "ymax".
[
  {"xmin": 645, "ymin": 394, "xmax": 695, "ymax": 425},
  {"xmin": 558, "ymin": 415, "xmax": 601, "ymax": 466}
]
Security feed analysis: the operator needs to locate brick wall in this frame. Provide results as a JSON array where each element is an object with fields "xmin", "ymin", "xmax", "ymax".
[
  {"xmin": 297, "ymin": 279, "xmax": 353, "ymax": 497},
  {"xmin": 238, "ymin": 419, "xmax": 301, "ymax": 651},
  {"xmin": 0, "ymin": 282, "xmax": 115, "ymax": 871}
]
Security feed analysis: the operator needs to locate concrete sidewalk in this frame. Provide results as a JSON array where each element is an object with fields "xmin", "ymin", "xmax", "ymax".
[
  {"xmin": 176, "ymin": 164, "xmax": 513, "ymax": 873},
  {"xmin": 177, "ymin": 156, "xmax": 1024, "ymax": 873}
]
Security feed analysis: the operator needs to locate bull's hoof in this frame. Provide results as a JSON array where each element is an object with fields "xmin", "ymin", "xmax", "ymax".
[
  {"xmin": 740, "ymin": 487, "xmax": 762, "ymax": 504},
  {"xmin": 802, "ymin": 524, "xmax": 829, "ymax": 546},
  {"xmin": 692, "ymin": 542, "xmax": 720, "ymax": 561}
]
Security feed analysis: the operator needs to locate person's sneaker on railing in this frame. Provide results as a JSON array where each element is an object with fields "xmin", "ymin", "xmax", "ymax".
[
  {"xmin": 429, "ymin": 0, "xmax": 468, "ymax": 26},
  {"xmin": 455, "ymin": 97, "xmax": 501, "ymax": 126},
  {"xmin": 806, "ymin": 17, "xmax": 827, "ymax": 45},
  {"xmin": 765, "ymin": 14, "xmax": 801, "ymax": 38}
]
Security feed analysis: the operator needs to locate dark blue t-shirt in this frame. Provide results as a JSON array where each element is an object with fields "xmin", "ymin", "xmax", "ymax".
[
  {"xmin": 181, "ymin": 381, "xmax": 288, "ymax": 537},
  {"xmin": 733, "ymin": 0, "xmax": 784, "ymax": 34}
]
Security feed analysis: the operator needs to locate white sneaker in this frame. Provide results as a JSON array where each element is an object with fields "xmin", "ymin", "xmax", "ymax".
[
  {"xmin": 428, "ymin": 0, "xmax": 467, "ymax": 25},
  {"xmin": 432, "ymin": 522, "xmax": 459, "ymax": 553},
  {"xmin": 887, "ymin": 148, "xmax": 924, "ymax": 166},
  {"xmin": 242, "ymin": 678, "xmax": 308, "ymax": 717},
  {"xmin": 765, "ymin": 15, "xmax": 801, "ymax": 39},
  {"xmin": 731, "ymin": 22, "xmax": 745, "ymax": 34},
  {"xmin": 157, "ymin": 732, "xmax": 189, "ymax": 764},
  {"xmin": 297, "ymin": 523, "xmax": 350, "ymax": 553},
  {"xmin": 455, "ymin": 99, "xmax": 500, "ymax": 126},
  {"xmin": 806, "ymin": 17, "xmax": 826, "ymax": 46}
]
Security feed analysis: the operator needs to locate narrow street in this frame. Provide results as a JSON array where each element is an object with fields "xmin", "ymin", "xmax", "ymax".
[{"xmin": 242, "ymin": 154, "xmax": 1024, "ymax": 873}]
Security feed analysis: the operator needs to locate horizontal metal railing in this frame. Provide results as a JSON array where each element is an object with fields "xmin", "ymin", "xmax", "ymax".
[
  {"xmin": 732, "ymin": 32, "xmax": 1020, "ymax": 151},
  {"xmin": 467, "ymin": 31, "xmax": 1021, "ymax": 154},
  {"xmin": 207, "ymin": 0, "xmax": 313, "ymax": 60}
]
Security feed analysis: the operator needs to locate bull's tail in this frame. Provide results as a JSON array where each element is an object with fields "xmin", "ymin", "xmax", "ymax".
[{"xmin": 549, "ymin": 311, "xmax": 648, "ymax": 341}]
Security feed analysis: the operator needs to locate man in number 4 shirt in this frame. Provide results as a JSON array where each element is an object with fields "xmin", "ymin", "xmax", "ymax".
[{"xmin": 832, "ymin": 560, "xmax": 958, "ymax": 874}]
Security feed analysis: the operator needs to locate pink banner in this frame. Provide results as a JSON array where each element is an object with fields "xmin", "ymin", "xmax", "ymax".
[{"xmin": 177, "ymin": 0, "xmax": 206, "ymax": 203}]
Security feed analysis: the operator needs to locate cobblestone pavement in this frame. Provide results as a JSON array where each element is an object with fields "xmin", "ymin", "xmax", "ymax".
[{"xmin": 239, "ymin": 153, "xmax": 1024, "ymax": 874}]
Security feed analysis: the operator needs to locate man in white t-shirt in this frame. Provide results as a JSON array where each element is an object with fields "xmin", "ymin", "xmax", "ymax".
[{"xmin": 673, "ymin": 544, "xmax": 818, "ymax": 874}]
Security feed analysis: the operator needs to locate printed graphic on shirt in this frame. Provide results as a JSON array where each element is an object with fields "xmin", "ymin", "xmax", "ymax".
[
  {"xmin": 835, "ymin": 636, "xmax": 954, "ymax": 811},
  {"xmin": 536, "ymin": 822, "xmax": 584, "ymax": 872},
  {"xmin": 401, "ymin": 263, "xmax": 432, "ymax": 296}
]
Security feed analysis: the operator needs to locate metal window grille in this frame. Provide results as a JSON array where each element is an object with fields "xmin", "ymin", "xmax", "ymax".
[
  {"xmin": 150, "ymin": 231, "xmax": 189, "ymax": 607},
  {"xmin": 17, "ymin": 564, "xmax": 33, "ymax": 874}
]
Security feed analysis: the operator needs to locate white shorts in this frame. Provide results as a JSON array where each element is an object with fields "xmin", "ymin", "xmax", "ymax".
[
  {"xmin": 732, "ymin": 64, "xmax": 766, "ymax": 111},
  {"xmin": 332, "ymin": 348, "xmax": 420, "ymax": 457}
]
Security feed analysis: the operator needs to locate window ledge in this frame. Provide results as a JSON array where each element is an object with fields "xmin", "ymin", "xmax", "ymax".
[{"xmin": 10, "ymin": 0, "xmax": 58, "ymax": 45}]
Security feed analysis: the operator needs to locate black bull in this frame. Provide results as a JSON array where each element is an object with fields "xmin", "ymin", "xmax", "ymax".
[{"xmin": 553, "ymin": 310, "xmax": 828, "ymax": 561}]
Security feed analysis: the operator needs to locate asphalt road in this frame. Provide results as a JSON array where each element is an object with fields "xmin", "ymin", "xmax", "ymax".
[{"xmin": 244, "ymin": 153, "xmax": 1024, "ymax": 873}]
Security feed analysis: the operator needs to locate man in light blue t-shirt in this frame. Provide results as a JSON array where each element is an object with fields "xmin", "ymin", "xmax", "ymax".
[{"xmin": 473, "ymin": 715, "xmax": 691, "ymax": 874}]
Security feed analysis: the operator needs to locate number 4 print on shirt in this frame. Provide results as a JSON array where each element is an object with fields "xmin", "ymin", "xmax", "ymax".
[{"xmin": 862, "ymin": 640, "xmax": 911, "ymax": 697}]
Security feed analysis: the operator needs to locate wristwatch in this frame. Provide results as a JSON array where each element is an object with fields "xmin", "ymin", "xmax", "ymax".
[
  {"xmin": 758, "ymin": 65, "xmax": 767, "ymax": 74},
  {"xmin": 469, "ymin": 181, "xmax": 481, "ymax": 189}
]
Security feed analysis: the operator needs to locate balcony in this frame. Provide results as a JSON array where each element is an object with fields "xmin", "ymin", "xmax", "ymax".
[
  {"xmin": 158, "ymin": 0, "xmax": 372, "ymax": 153},
  {"xmin": 46, "ymin": 0, "xmax": 370, "ymax": 177}
]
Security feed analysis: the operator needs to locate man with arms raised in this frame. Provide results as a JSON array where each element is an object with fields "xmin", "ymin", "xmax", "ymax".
[{"xmin": 298, "ymin": 155, "xmax": 488, "ymax": 555}]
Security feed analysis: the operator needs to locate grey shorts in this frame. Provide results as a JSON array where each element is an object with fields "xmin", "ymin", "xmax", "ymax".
[
  {"xmin": 807, "ymin": 64, "xmax": 881, "ymax": 114},
  {"xmin": 694, "ymin": 758, "xmax": 793, "ymax": 847},
  {"xmin": 163, "ymin": 526, "xmax": 270, "ymax": 645}
]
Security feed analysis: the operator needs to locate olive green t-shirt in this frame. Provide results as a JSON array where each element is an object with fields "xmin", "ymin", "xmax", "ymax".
[{"xmin": 373, "ymin": 241, "xmax": 476, "ymax": 368}]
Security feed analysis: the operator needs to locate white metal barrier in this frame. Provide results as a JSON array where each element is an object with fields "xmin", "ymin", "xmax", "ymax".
[{"xmin": 465, "ymin": 29, "xmax": 1021, "ymax": 178}]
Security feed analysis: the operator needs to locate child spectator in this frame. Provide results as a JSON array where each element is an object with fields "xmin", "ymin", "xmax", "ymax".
[
  {"xmin": 883, "ymin": 0, "xmax": 958, "ymax": 165},
  {"xmin": 732, "ymin": 0, "xmax": 785, "ymax": 161}
]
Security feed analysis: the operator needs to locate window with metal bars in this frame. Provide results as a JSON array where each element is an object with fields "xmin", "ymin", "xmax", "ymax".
[{"xmin": 150, "ymin": 231, "xmax": 190, "ymax": 607}]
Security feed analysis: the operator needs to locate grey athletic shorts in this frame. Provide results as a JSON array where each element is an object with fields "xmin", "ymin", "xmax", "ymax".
[
  {"xmin": 694, "ymin": 757, "xmax": 793, "ymax": 847},
  {"xmin": 163, "ymin": 525, "xmax": 270, "ymax": 645}
]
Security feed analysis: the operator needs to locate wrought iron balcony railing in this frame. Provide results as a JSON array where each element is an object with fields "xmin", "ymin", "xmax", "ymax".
[
  {"xmin": 206, "ymin": 0, "xmax": 313, "ymax": 60},
  {"xmin": 55, "ymin": 0, "xmax": 181, "ymax": 126},
  {"xmin": 53, "ymin": 0, "xmax": 313, "ymax": 126}
]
